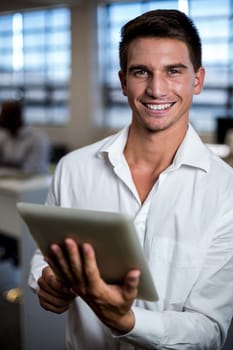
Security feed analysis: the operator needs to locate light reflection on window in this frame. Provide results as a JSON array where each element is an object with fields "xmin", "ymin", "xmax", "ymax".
[{"xmin": 0, "ymin": 7, "xmax": 71, "ymax": 125}]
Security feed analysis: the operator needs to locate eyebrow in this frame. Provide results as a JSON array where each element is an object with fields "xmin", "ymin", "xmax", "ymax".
[
  {"xmin": 128, "ymin": 63, "xmax": 188, "ymax": 73},
  {"xmin": 166, "ymin": 63, "xmax": 188, "ymax": 70},
  {"xmin": 128, "ymin": 64, "xmax": 148, "ymax": 73}
]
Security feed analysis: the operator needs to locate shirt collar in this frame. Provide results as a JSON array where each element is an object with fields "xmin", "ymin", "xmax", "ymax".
[
  {"xmin": 97, "ymin": 123, "xmax": 210, "ymax": 172},
  {"xmin": 173, "ymin": 124, "xmax": 209, "ymax": 172},
  {"xmin": 97, "ymin": 126, "xmax": 129, "ymax": 166}
]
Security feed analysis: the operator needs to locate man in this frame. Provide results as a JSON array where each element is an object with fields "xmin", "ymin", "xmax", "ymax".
[{"xmin": 29, "ymin": 9, "xmax": 233, "ymax": 349}]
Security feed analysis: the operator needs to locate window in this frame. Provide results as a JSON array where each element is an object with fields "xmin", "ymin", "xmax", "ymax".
[
  {"xmin": 0, "ymin": 7, "xmax": 71, "ymax": 125},
  {"xmin": 100, "ymin": 0, "xmax": 232, "ymax": 134}
]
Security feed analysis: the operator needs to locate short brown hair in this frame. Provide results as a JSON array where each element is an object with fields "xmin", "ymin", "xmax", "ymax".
[{"xmin": 119, "ymin": 9, "xmax": 202, "ymax": 73}]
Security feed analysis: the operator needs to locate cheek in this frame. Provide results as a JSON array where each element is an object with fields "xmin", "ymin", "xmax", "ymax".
[
  {"xmin": 122, "ymin": 83, "xmax": 133, "ymax": 98},
  {"xmin": 175, "ymin": 79, "xmax": 195, "ymax": 99},
  {"xmin": 127, "ymin": 80, "xmax": 145, "ymax": 98}
]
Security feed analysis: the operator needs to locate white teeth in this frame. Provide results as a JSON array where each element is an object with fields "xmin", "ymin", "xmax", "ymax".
[{"xmin": 146, "ymin": 103, "xmax": 172, "ymax": 111}]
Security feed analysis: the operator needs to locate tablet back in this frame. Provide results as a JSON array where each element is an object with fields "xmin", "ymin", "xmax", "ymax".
[{"xmin": 17, "ymin": 202, "xmax": 158, "ymax": 301}]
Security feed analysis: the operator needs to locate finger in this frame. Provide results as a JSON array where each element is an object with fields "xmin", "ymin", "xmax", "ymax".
[
  {"xmin": 39, "ymin": 300, "xmax": 70, "ymax": 314},
  {"xmin": 38, "ymin": 285, "xmax": 72, "ymax": 306},
  {"xmin": 44, "ymin": 255, "xmax": 68, "ymax": 284},
  {"xmin": 81, "ymin": 242, "xmax": 101, "ymax": 286},
  {"xmin": 38, "ymin": 267, "xmax": 75, "ymax": 313},
  {"xmin": 49, "ymin": 243, "xmax": 75, "ymax": 283},
  {"xmin": 122, "ymin": 270, "xmax": 140, "ymax": 300},
  {"xmin": 44, "ymin": 254, "xmax": 77, "ymax": 290},
  {"xmin": 64, "ymin": 238, "xmax": 86, "ymax": 286},
  {"xmin": 38, "ymin": 289, "xmax": 71, "ymax": 314},
  {"xmin": 39, "ymin": 266, "xmax": 75, "ymax": 297}
]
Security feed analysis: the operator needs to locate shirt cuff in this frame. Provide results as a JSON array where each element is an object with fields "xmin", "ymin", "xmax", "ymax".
[{"xmin": 111, "ymin": 306, "xmax": 164, "ymax": 348}]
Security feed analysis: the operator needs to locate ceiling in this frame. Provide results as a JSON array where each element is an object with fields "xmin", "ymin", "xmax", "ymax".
[{"xmin": 0, "ymin": 0, "xmax": 78, "ymax": 13}]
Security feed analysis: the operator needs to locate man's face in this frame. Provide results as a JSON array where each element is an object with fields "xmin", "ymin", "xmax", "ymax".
[{"xmin": 119, "ymin": 37, "xmax": 205, "ymax": 133}]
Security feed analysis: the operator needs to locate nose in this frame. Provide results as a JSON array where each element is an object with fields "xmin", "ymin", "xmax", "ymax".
[{"xmin": 146, "ymin": 73, "xmax": 167, "ymax": 98}]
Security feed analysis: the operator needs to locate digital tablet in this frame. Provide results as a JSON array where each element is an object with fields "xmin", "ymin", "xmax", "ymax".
[{"xmin": 17, "ymin": 202, "xmax": 158, "ymax": 301}]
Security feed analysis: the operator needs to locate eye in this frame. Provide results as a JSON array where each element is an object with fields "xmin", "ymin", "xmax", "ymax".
[
  {"xmin": 133, "ymin": 69, "xmax": 149, "ymax": 78},
  {"xmin": 168, "ymin": 67, "xmax": 181, "ymax": 76}
]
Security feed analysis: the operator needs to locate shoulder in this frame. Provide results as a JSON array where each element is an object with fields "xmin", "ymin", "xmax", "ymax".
[
  {"xmin": 58, "ymin": 132, "xmax": 117, "ymax": 167},
  {"xmin": 208, "ymin": 148, "xmax": 233, "ymax": 181},
  {"xmin": 47, "ymin": 132, "xmax": 120, "ymax": 206},
  {"xmin": 53, "ymin": 132, "xmax": 118, "ymax": 182},
  {"xmin": 204, "ymin": 151, "xmax": 233, "ymax": 213}
]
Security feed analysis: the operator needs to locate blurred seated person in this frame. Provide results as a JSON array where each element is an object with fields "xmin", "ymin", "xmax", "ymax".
[
  {"xmin": 0, "ymin": 100, "xmax": 50, "ymax": 268},
  {"xmin": 0, "ymin": 100, "xmax": 50, "ymax": 174}
]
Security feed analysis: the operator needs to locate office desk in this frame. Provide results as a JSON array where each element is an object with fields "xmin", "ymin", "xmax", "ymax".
[{"xmin": 0, "ymin": 175, "xmax": 66, "ymax": 350}]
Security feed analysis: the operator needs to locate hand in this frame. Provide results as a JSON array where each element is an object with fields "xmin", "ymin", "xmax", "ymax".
[
  {"xmin": 45, "ymin": 238, "xmax": 141, "ymax": 332},
  {"xmin": 37, "ymin": 265, "xmax": 76, "ymax": 314}
]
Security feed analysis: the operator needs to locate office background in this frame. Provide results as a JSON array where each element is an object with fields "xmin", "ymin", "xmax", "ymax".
[{"xmin": 0, "ymin": 1, "xmax": 232, "ymax": 350}]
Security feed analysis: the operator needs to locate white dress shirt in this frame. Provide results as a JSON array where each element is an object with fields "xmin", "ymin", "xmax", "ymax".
[{"xmin": 29, "ymin": 124, "xmax": 233, "ymax": 350}]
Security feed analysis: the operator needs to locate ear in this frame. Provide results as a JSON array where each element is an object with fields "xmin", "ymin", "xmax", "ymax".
[
  {"xmin": 193, "ymin": 67, "xmax": 205, "ymax": 95},
  {"xmin": 118, "ymin": 70, "xmax": 127, "ymax": 96}
]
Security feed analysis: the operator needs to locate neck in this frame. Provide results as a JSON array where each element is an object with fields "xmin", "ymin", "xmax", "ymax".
[
  {"xmin": 123, "ymin": 122, "xmax": 188, "ymax": 203},
  {"xmin": 124, "ymin": 122, "xmax": 188, "ymax": 171}
]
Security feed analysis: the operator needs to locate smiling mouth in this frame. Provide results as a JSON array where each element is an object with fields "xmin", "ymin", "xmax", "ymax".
[{"xmin": 144, "ymin": 102, "xmax": 174, "ymax": 111}]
